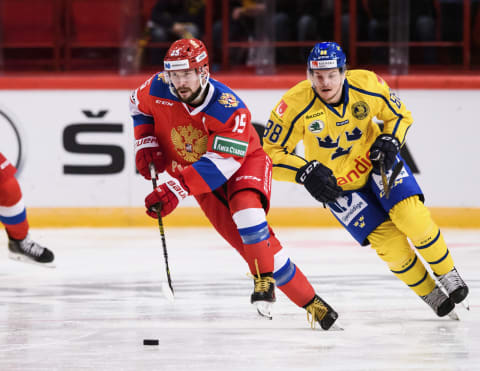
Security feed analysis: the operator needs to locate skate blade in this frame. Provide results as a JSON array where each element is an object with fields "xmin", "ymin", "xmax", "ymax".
[
  {"xmin": 254, "ymin": 302, "xmax": 273, "ymax": 320},
  {"xmin": 461, "ymin": 299, "xmax": 470, "ymax": 311},
  {"xmin": 8, "ymin": 253, "xmax": 56, "ymax": 269},
  {"xmin": 161, "ymin": 282, "xmax": 175, "ymax": 302},
  {"xmin": 329, "ymin": 323, "xmax": 345, "ymax": 331},
  {"xmin": 447, "ymin": 310, "xmax": 460, "ymax": 321}
]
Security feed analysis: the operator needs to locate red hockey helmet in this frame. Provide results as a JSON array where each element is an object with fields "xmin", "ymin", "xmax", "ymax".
[{"xmin": 164, "ymin": 38, "xmax": 209, "ymax": 72}]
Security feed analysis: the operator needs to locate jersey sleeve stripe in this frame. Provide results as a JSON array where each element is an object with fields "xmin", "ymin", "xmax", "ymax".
[
  {"xmin": 184, "ymin": 153, "xmax": 241, "ymax": 194},
  {"xmin": 191, "ymin": 157, "xmax": 227, "ymax": 191},
  {"xmin": 280, "ymin": 96, "xmax": 316, "ymax": 147},
  {"xmin": 273, "ymin": 163, "xmax": 300, "ymax": 172},
  {"xmin": 132, "ymin": 114, "xmax": 155, "ymax": 127},
  {"xmin": 202, "ymin": 151, "xmax": 242, "ymax": 179}
]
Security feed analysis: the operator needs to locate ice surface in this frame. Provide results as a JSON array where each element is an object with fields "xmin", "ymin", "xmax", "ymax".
[{"xmin": 0, "ymin": 227, "xmax": 478, "ymax": 371}]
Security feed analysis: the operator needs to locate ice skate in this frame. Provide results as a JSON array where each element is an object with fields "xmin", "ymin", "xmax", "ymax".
[
  {"xmin": 436, "ymin": 267, "xmax": 469, "ymax": 309},
  {"xmin": 250, "ymin": 272, "xmax": 276, "ymax": 320},
  {"xmin": 8, "ymin": 235, "xmax": 55, "ymax": 268},
  {"xmin": 421, "ymin": 286, "xmax": 456, "ymax": 318},
  {"xmin": 304, "ymin": 295, "xmax": 339, "ymax": 330}
]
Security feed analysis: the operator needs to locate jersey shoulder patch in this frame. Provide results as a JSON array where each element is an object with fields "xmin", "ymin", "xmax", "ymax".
[
  {"xmin": 272, "ymin": 80, "xmax": 313, "ymax": 121},
  {"xmin": 205, "ymin": 79, "xmax": 247, "ymax": 124}
]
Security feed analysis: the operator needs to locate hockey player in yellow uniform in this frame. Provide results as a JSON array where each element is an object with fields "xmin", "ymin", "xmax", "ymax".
[{"xmin": 263, "ymin": 41, "xmax": 469, "ymax": 318}]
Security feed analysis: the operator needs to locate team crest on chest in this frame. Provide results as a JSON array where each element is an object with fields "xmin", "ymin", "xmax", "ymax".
[
  {"xmin": 308, "ymin": 120, "xmax": 325, "ymax": 133},
  {"xmin": 218, "ymin": 93, "xmax": 239, "ymax": 108},
  {"xmin": 351, "ymin": 101, "xmax": 370, "ymax": 120},
  {"xmin": 171, "ymin": 124, "xmax": 208, "ymax": 163}
]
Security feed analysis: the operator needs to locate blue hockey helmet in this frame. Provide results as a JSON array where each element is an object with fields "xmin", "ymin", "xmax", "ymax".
[{"xmin": 307, "ymin": 42, "xmax": 346, "ymax": 71}]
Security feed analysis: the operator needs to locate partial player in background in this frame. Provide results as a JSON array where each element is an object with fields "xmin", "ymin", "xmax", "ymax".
[
  {"xmin": 0, "ymin": 152, "xmax": 54, "ymax": 267},
  {"xmin": 262, "ymin": 41, "xmax": 469, "ymax": 319},
  {"xmin": 130, "ymin": 38, "xmax": 338, "ymax": 330}
]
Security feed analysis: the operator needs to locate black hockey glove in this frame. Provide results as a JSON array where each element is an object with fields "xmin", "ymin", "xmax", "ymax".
[
  {"xmin": 369, "ymin": 134, "xmax": 400, "ymax": 174},
  {"xmin": 296, "ymin": 161, "xmax": 343, "ymax": 204}
]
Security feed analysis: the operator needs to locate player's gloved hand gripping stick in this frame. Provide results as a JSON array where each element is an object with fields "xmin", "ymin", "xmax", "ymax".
[
  {"xmin": 378, "ymin": 153, "xmax": 404, "ymax": 199},
  {"xmin": 369, "ymin": 134, "xmax": 403, "ymax": 199},
  {"xmin": 149, "ymin": 163, "xmax": 175, "ymax": 301}
]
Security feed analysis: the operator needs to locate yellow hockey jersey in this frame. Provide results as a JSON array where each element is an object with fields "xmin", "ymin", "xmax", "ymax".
[{"xmin": 263, "ymin": 69, "xmax": 413, "ymax": 191}]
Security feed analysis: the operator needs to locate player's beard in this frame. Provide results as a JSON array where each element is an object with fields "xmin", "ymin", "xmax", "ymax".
[{"xmin": 176, "ymin": 85, "xmax": 203, "ymax": 105}]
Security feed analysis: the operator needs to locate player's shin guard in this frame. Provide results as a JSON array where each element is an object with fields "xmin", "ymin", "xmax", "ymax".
[
  {"xmin": 273, "ymin": 249, "xmax": 315, "ymax": 307},
  {"xmin": 390, "ymin": 196, "xmax": 454, "ymax": 276},
  {"xmin": 272, "ymin": 248, "xmax": 338, "ymax": 330},
  {"xmin": 414, "ymin": 229, "xmax": 454, "ymax": 276},
  {"xmin": 369, "ymin": 221, "xmax": 436, "ymax": 296},
  {"xmin": 0, "ymin": 176, "xmax": 29, "ymax": 240}
]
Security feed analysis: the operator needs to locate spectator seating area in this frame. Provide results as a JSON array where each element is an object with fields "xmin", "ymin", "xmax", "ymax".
[{"xmin": 0, "ymin": 0, "xmax": 478, "ymax": 72}]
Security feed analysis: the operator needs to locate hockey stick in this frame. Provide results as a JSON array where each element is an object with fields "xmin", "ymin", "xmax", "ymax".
[
  {"xmin": 149, "ymin": 163, "xmax": 175, "ymax": 301},
  {"xmin": 380, "ymin": 157, "xmax": 404, "ymax": 199}
]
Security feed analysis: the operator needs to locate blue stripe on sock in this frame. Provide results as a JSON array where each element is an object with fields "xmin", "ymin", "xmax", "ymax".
[
  {"xmin": 391, "ymin": 255, "xmax": 418, "ymax": 274},
  {"xmin": 238, "ymin": 222, "xmax": 270, "ymax": 244},
  {"xmin": 273, "ymin": 259, "xmax": 296, "ymax": 287},
  {"xmin": 428, "ymin": 249, "xmax": 450, "ymax": 265},
  {"xmin": 0, "ymin": 209, "xmax": 26, "ymax": 225},
  {"xmin": 408, "ymin": 271, "xmax": 428, "ymax": 287},
  {"xmin": 415, "ymin": 230, "xmax": 440, "ymax": 249}
]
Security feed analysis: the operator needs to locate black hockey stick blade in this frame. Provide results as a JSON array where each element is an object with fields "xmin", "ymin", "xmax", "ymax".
[
  {"xmin": 149, "ymin": 163, "xmax": 175, "ymax": 301},
  {"xmin": 379, "ymin": 158, "xmax": 389, "ymax": 198},
  {"xmin": 386, "ymin": 161, "xmax": 404, "ymax": 198}
]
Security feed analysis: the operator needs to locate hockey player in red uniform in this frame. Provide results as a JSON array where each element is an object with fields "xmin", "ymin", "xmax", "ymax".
[
  {"xmin": 0, "ymin": 152, "xmax": 54, "ymax": 267},
  {"xmin": 130, "ymin": 38, "xmax": 338, "ymax": 330}
]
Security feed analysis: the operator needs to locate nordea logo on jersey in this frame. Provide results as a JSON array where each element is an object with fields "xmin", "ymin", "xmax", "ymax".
[{"xmin": 308, "ymin": 120, "xmax": 324, "ymax": 133}]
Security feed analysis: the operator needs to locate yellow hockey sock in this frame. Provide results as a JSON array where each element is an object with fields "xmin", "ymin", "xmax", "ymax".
[
  {"xmin": 389, "ymin": 196, "xmax": 454, "ymax": 276},
  {"xmin": 369, "ymin": 221, "xmax": 435, "ymax": 296}
]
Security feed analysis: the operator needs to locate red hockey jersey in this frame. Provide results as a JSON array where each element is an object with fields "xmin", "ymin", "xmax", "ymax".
[{"xmin": 130, "ymin": 73, "xmax": 263, "ymax": 195}]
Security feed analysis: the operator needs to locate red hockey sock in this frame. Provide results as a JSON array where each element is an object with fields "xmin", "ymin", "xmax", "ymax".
[
  {"xmin": 277, "ymin": 267, "xmax": 315, "ymax": 307},
  {"xmin": 267, "ymin": 234, "xmax": 315, "ymax": 307},
  {"xmin": 0, "ymin": 176, "xmax": 29, "ymax": 240},
  {"xmin": 244, "ymin": 239, "xmax": 274, "ymax": 275}
]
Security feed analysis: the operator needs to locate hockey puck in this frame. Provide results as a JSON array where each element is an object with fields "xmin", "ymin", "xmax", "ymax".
[{"xmin": 143, "ymin": 339, "xmax": 159, "ymax": 346}]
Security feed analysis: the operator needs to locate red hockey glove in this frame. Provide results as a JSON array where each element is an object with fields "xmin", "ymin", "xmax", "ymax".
[
  {"xmin": 145, "ymin": 178, "xmax": 189, "ymax": 218},
  {"xmin": 135, "ymin": 136, "xmax": 166, "ymax": 179}
]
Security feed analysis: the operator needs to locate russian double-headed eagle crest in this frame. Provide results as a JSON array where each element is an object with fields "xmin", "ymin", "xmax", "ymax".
[
  {"xmin": 171, "ymin": 124, "xmax": 208, "ymax": 163},
  {"xmin": 218, "ymin": 93, "xmax": 239, "ymax": 108}
]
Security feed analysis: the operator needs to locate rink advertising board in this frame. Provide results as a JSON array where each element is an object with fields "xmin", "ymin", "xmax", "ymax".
[{"xmin": 0, "ymin": 77, "xmax": 479, "ymax": 228}]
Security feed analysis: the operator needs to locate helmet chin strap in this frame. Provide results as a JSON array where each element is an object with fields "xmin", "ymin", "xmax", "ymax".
[{"xmin": 189, "ymin": 70, "xmax": 210, "ymax": 105}]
